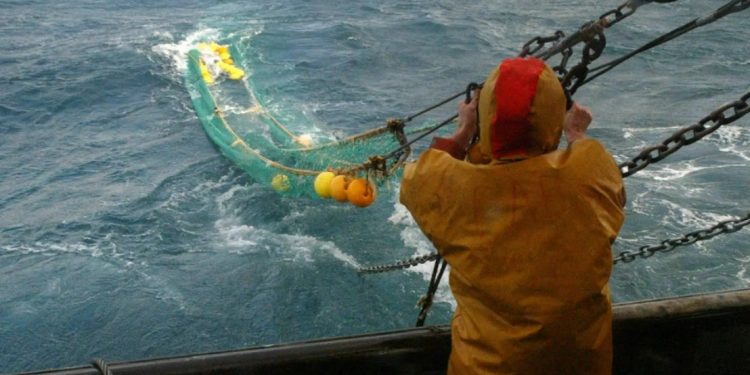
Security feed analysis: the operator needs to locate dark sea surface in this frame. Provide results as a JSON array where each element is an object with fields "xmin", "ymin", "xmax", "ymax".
[{"xmin": 1, "ymin": 0, "xmax": 748, "ymax": 372}]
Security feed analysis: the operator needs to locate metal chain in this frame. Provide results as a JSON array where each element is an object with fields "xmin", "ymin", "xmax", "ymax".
[
  {"xmin": 519, "ymin": 30, "xmax": 566, "ymax": 58},
  {"xmin": 530, "ymin": 0, "xmax": 649, "ymax": 70},
  {"xmin": 360, "ymin": 92, "xmax": 750, "ymax": 273},
  {"xmin": 358, "ymin": 253, "xmax": 439, "ymax": 274},
  {"xmin": 518, "ymin": 0, "xmax": 665, "ymax": 100},
  {"xmin": 362, "ymin": 211, "xmax": 750, "ymax": 271},
  {"xmin": 614, "ymin": 212, "xmax": 750, "ymax": 264},
  {"xmin": 619, "ymin": 91, "xmax": 750, "ymax": 177}
]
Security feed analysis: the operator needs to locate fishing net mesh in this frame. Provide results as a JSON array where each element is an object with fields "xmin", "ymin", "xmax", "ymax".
[{"xmin": 186, "ymin": 46, "xmax": 435, "ymax": 198}]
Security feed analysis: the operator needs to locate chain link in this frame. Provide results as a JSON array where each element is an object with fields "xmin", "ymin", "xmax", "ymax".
[
  {"xmin": 609, "ymin": 91, "xmax": 749, "ymax": 264},
  {"xmin": 614, "ymin": 212, "xmax": 750, "ymax": 264},
  {"xmin": 523, "ymin": 0, "xmax": 643, "ymax": 59},
  {"xmin": 598, "ymin": 1, "xmax": 640, "ymax": 28},
  {"xmin": 520, "ymin": 1, "xmax": 640, "ymax": 96},
  {"xmin": 531, "ymin": 0, "xmax": 641, "ymax": 60},
  {"xmin": 519, "ymin": 31, "xmax": 566, "ymax": 58},
  {"xmin": 619, "ymin": 91, "xmax": 750, "ymax": 177}
]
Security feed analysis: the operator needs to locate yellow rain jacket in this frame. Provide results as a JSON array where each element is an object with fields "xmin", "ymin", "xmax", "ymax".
[{"xmin": 400, "ymin": 58, "xmax": 625, "ymax": 374}]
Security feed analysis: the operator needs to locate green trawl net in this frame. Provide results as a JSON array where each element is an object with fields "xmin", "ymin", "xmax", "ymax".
[{"xmin": 185, "ymin": 43, "xmax": 427, "ymax": 198}]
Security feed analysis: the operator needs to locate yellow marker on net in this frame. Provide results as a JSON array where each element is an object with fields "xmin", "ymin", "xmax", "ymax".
[
  {"xmin": 217, "ymin": 61, "xmax": 245, "ymax": 80},
  {"xmin": 295, "ymin": 134, "xmax": 313, "ymax": 148},
  {"xmin": 272, "ymin": 174, "xmax": 290, "ymax": 192}
]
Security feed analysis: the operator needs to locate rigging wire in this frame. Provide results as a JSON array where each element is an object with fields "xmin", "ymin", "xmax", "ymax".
[
  {"xmin": 400, "ymin": 0, "xmax": 678, "ymax": 125},
  {"xmin": 372, "ymin": 0, "xmax": 683, "ymax": 165},
  {"xmin": 583, "ymin": 0, "xmax": 750, "ymax": 85}
]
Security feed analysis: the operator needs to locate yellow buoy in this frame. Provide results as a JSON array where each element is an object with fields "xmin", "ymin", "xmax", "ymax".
[
  {"xmin": 329, "ymin": 175, "xmax": 351, "ymax": 202},
  {"xmin": 216, "ymin": 45, "xmax": 229, "ymax": 55},
  {"xmin": 217, "ymin": 61, "xmax": 245, "ymax": 80},
  {"xmin": 314, "ymin": 171, "xmax": 335, "ymax": 198},
  {"xmin": 271, "ymin": 174, "xmax": 290, "ymax": 192},
  {"xmin": 219, "ymin": 51, "xmax": 233, "ymax": 64}
]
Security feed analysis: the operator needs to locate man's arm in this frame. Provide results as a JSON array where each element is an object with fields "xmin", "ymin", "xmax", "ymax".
[
  {"xmin": 563, "ymin": 101, "xmax": 592, "ymax": 144},
  {"xmin": 429, "ymin": 90, "xmax": 480, "ymax": 160},
  {"xmin": 565, "ymin": 102, "xmax": 627, "ymax": 207}
]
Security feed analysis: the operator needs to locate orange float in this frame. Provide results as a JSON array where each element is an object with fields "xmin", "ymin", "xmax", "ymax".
[
  {"xmin": 329, "ymin": 175, "xmax": 351, "ymax": 202},
  {"xmin": 347, "ymin": 178, "xmax": 376, "ymax": 207}
]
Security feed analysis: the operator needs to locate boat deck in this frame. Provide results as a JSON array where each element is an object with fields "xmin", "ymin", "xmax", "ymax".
[{"xmin": 23, "ymin": 288, "xmax": 750, "ymax": 375}]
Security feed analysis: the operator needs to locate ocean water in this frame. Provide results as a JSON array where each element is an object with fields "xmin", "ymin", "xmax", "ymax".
[{"xmin": 1, "ymin": 0, "xmax": 748, "ymax": 372}]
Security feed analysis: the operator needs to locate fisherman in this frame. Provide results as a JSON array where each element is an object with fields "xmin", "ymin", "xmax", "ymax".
[{"xmin": 400, "ymin": 57, "xmax": 626, "ymax": 374}]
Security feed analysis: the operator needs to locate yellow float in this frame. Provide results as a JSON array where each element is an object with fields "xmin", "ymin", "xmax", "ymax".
[
  {"xmin": 197, "ymin": 41, "xmax": 245, "ymax": 81},
  {"xmin": 217, "ymin": 61, "xmax": 245, "ymax": 80},
  {"xmin": 271, "ymin": 174, "xmax": 290, "ymax": 192},
  {"xmin": 314, "ymin": 171, "xmax": 335, "ymax": 198}
]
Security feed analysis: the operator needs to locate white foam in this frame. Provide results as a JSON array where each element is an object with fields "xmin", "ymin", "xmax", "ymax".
[
  {"xmin": 659, "ymin": 201, "xmax": 735, "ymax": 229},
  {"xmin": 214, "ymin": 218, "xmax": 361, "ymax": 268},
  {"xmin": 621, "ymin": 125, "xmax": 683, "ymax": 135},
  {"xmin": 151, "ymin": 28, "xmax": 222, "ymax": 75},
  {"xmin": 634, "ymin": 160, "xmax": 703, "ymax": 181},
  {"xmin": 737, "ymin": 267, "xmax": 749, "ymax": 285},
  {"xmin": 634, "ymin": 160, "xmax": 745, "ymax": 182},
  {"xmin": 321, "ymin": 241, "xmax": 360, "ymax": 268},
  {"xmin": 1, "ymin": 242, "xmax": 100, "ymax": 256},
  {"xmin": 213, "ymin": 188, "xmax": 360, "ymax": 268},
  {"xmin": 159, "ymin": 178, "xmax": 229, "ymax": 210},
  {"xmin": 737, "ymin": 256, "xmax": 750, "ymax": 284},
  {"xmin": 215, "ymin": 183, "xmax": 247, "ymax": 213},
  {"xmin": 628, "ymin": 190, "xmax": 654, "ymax": 216},
  {"xmin": 715, "ymin": 125, "xmax": 750, "ymax": 161}
]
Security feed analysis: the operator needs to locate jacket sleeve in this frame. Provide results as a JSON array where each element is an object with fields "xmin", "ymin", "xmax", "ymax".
[{"xmin": 430, "ymin": 136, "xmax": 467, "ymax": 160}]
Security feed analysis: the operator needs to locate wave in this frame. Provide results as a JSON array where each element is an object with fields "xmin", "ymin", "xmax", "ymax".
[{"xmin": 213, "ymin": 183, "xmax": 361, "ymax": 268}]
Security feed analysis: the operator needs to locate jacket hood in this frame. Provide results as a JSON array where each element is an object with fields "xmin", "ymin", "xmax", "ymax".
[{"xmin": 475, "ymin": 57, "xmax": 566, "ymax": 162}]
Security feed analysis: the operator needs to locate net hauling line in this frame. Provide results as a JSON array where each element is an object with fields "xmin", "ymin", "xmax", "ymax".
[
  {"xmin": 190, "ymin": 1, "xmax": 683, "ymax": 191},
  {"xmin": 188, "ymin": 0, "xmax": 746, "ymax": 203}
]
